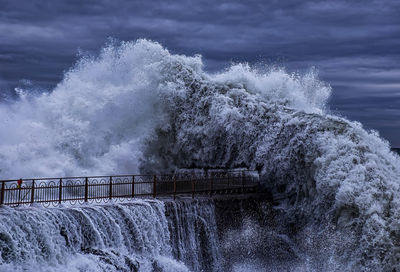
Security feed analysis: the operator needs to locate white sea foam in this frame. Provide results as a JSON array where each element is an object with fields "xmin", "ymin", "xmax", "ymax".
[
  {"xmin": 0, "ymin": 200, "xmax": 183, "ymax": 271},
  {"xmin": 0, "ymin": 39, "xmax": 329, "ymax": 178}
]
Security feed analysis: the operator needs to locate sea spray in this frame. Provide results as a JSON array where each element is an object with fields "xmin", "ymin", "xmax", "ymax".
[
  {"xmin": 0, "ymin": 39, "xmax": 400, "ymax": 270},
  {"xmin": 0, "ymin": 39, "xmax": 329, "ymax": 178}
]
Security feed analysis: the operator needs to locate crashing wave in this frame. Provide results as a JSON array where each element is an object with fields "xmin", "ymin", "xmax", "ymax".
[{"xmin": 0, "ymin": 39, "xmax": 400, "ymax": 270}]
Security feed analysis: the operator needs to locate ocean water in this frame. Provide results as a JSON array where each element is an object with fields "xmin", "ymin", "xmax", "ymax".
[{"xmin": 0, "ymin": 39, "xmax": 400, "ymax": 271}]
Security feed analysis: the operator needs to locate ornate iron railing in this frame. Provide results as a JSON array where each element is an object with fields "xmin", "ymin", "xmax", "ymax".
[{"xmin": 0, "ymin": 170, "xmax": 259, "ymax": 207}]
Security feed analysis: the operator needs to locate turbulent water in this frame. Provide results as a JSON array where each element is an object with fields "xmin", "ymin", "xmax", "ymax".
[
  {"xmin": 1, "ymin": 39, "xmax": 400, "ymax": 270},
  {"xmin": 0, "ymin": 196, "xmax": 310, "ymax": 272},
  {"xmin": 0, "ymin": 199, "xmax": 220, "ymax": 272}
]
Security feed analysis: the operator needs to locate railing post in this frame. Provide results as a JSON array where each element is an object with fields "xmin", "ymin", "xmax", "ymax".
[
  {"xmin": 30, "ymin": 180, "xmax": 35, "ymax": 204},
  {"xmin": 132, "ymin": 176, "xmax": 135, "ymax": 198},
  {"xmin": 84, "ymin": 177, "xmax": 88, "ymax": 202},
  {"xmin": 153, "ymin": 175, "xmax": 157, "ymax": 198},
  {"xmin": 17, "ymin": 180, "xmax": 22, "ymax": 206},
  {"xmin": 109, "ymin": 176, "xmax": 113, "ymax": 200},
  {"xmin": 0, "ymin": 181, "xmax": 5, "ymax": 205},
  {"xmin": 59, "ymin": 178, "xmax": 62, "ymax": 204},
  {"xmin": 173, "ymin": 175, "xmax": 176, "ymax": 200}
]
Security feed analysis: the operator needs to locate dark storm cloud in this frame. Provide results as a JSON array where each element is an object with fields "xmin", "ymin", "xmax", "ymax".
[{"xmin": 0, "ymin": 0, "xmax": 400, "ymax": 144}]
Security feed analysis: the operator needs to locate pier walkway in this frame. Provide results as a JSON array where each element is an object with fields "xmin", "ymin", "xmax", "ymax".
[{"xmin": 0, "ymin": 170, "xmax": 259, "ymax": 207}]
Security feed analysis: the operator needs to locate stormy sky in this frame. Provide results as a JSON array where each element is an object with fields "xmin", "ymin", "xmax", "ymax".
[{"xmin": 1, "ymin": 0, "xmax": 400, "ymax": 145}]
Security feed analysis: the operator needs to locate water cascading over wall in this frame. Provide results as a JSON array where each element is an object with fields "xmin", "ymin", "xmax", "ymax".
[
  {"xmin": 165, "ymin": 200, "xmax": 221, "ymax": 272},
  {"xmin": 0, "ymin": 195, "xmax": 338, "ymax": 272},
  {"xmin": 1, "ymin": 198, "xmax": 274, "ymax": 272},
  {"xmin": 0, "ymin": 199, "xmax": 224, "ymax": 272}
]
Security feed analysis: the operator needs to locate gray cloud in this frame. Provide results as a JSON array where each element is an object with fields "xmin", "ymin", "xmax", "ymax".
[{"xmin": 0, "ymin": 0, "xmax": 399, "ymax": 145}]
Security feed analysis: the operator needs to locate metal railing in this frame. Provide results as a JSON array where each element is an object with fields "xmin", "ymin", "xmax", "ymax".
[{"xmin": 0, "ymin": 170, "xmax": 259, "ymax": 207}]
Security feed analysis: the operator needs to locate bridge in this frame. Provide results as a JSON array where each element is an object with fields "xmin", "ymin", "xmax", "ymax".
[{"xmin": 0, "ymin": 170, "xmax": 259, "ymax": 207}]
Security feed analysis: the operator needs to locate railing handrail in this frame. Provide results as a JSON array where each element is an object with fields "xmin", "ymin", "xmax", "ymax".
[
  {"xmin": 0, "ymin": 170, "xmax": 254, "ymax": 183},
  {"xmin": 0, "ymin": 170, "xmax": 260, "ymax": 207}
]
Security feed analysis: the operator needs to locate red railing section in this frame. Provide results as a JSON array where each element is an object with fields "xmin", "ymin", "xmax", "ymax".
[{"xmin": 0, "ymin": 170, "xmax": 259, "ymax": 207}]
